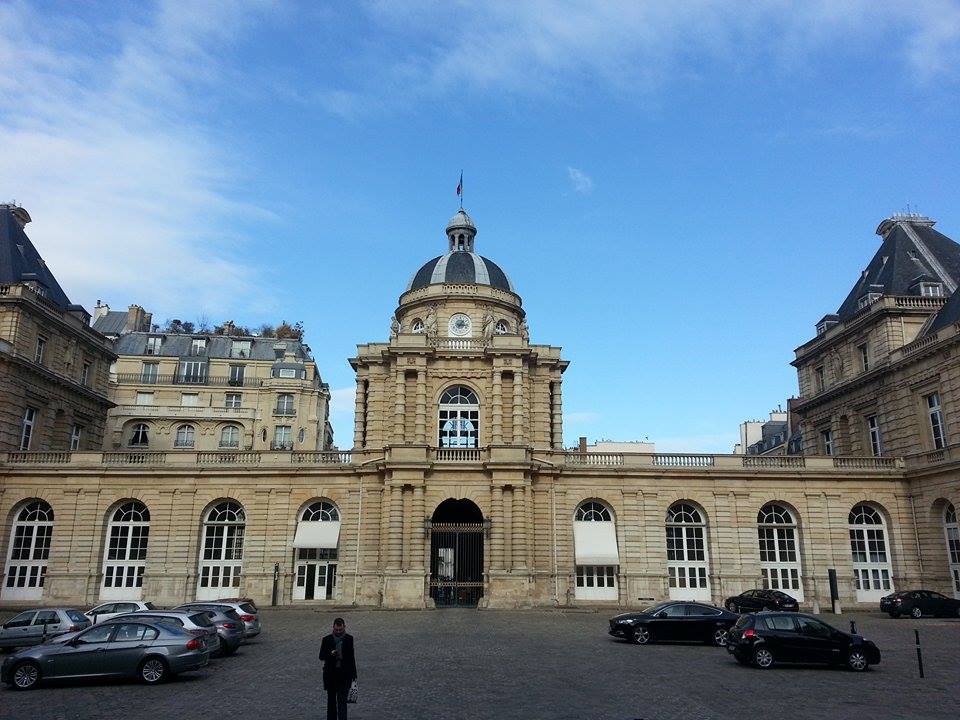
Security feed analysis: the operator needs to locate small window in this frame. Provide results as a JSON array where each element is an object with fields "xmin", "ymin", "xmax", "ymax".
[
  {"xmin": 81, "ymin": 361, "xmax": 92, "ymax": 385},
  {"xmin": 921, "ymin": 283, "xmax": 944, "ymax": 297},
  {"xmin": 19, "ymin": 407, "xmax": 36, "ymax": 451},
  {"xmin": 814, "ymin": 366, "xmax": 825, "ymax": 393},
  {"xmin": 273, "ymin": 425, "xmax": 292, "ymax": 449},
  {"xmin": 276, "ymin": 393, "xmax": 295, "ymax": 415},
  {"xmin": 277, "ymin": 368, "xmax": 297, "ymax": 379},
  {"xmin": 225, "ymin": 393, "xmax": 242, "ymax": 409},
  {"xmin": 411, "ymin": 319, "xmax": 424, "ymax": 334},
  {"xmin": 145, "ymin": 337, "xmax": 162, "ymax": 355},
  {"xmin": 927, "ymin": 392, "xmax": 946, "ymax": 450},
  {"xmin": 858, "ymin": 344, "xmax": 869, "ymax": 373},
  {"xmin": 495, "ymin": 320, "xmax": 509, "ymax": 335},
  {"xmin": 230, "ymin": 340, "xmax": 251, "ymax": 358},
  {"xmin": 70, "ymin": 424, "xmax": 83, "ymax": 451},
  {"xmin": 298, "ymin": 427, "xmax": 305, "ymax": 443},
  {"xmin": 136, "ymin": 392, "xmax": 154, "ymax": 406},
  {"xmin": 229, "ymin": 365, "xmax": 245, "ymax": 385},
  {"xmin": 174, "ymin": 424, "xmax": 195, "ymax": 448},
  {"xmin": 220, "ymin": 425, "xmax": 240, "ymax": 448},
  {"xmin": 130, "ymin": 423, "xmax": 150, "ymax": 447},
  {"xmin": 867, "ymin": 415, "xmax": 882, "ymax": 456},
  {"xmin": 820, "ymin": 429, "xmax": 833, "ymax": 456},
  {"xmin": 35, "ymin": 336, "xmax": 47, "ymax": 364},
  {"xmin": 191, "ymin": 338, "xmax": 207, "ymax": 356},
  {"xmin": 141, "ymin": 362, "xmax": 159, "ymax": 383}
]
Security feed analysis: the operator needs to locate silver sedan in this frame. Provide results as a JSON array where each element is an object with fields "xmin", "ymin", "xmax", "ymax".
[{"xmin": 1, "ymin": 620, "xmax": 209, "ymax": 690}]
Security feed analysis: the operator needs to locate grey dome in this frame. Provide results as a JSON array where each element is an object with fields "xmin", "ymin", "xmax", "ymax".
[
  {"xmin": 446, "ymin": 209, "xmax": 476, "ymax": 232},
  {"xmin": 406, "ymin": 251, "xmax": 515, "ymax": 293}
]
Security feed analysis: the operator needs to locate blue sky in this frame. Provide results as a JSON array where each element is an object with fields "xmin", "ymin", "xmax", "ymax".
[{"xmin": 2, "ymin": 1, "xmax": 959, "ymax": 451}]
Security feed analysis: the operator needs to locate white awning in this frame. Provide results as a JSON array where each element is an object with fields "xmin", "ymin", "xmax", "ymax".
[
  {"xmin": 573, "ymin": 521, "xmax": 620, "ymax": 565},
  {"xmin": 292, "ymin": 520, "xmax": 341, "ymax": 549}
]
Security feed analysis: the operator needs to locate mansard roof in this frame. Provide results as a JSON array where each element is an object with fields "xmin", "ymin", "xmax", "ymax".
[
  {"xmin": 0, "ymin": 204, "xmax": 73, "ymax": 309},
  {"xmin": 836, "ymin": 215, "xmax": 960, "ymax": 320},
  {"xmin": 114, "ymin": 332, "xmax": 314, "ymax": 361}
]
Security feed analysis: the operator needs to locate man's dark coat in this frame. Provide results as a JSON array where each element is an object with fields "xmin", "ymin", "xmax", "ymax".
[{"xmin": 319, "ymin": 633, "xmax": 358, "ymax": 691}]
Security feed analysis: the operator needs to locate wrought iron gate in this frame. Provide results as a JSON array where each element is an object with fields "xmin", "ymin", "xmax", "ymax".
[{"xmin": 429, "ymin": 522, "xmax": 484, "ymax": 607}]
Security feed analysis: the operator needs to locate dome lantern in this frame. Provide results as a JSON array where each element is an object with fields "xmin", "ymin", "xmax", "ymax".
[{"xmin": 446, "ymin": 209, "xmax": 477, "ymax": 252}]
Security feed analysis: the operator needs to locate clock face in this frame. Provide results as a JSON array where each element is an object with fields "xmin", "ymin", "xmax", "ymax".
[{"xmin": 448, "ymin": 313, "xmax": 472, "ymax": 337}]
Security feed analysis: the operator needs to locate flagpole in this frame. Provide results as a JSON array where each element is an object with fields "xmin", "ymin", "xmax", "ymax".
[{"xmin": 460, "ymin": 170, "xmax": 463, "ymax": 209}]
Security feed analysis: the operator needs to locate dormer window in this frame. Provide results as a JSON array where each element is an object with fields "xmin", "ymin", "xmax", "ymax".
[
  {"xmin": 920, "ymin": 283, "xmax": 944, "ymax": 297},
  {"xmin": 145, "ymin": 336, "xmax": 162, "ymax": 355},
  {"xmin": 857, "ymin": 293, "xmax": 882, "ymax": 310},
  {"xmin": 190, "ymin": 338, "xmax": 206, "ymax": 356},
  {"xmin": 230, "ymin": 340, "xmax": 251, "ymax": 358}
]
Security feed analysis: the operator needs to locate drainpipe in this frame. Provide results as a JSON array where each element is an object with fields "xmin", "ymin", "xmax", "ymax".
[{"xmin": 909, "ymin": 494, "xmax": 924, "ymax": 577}]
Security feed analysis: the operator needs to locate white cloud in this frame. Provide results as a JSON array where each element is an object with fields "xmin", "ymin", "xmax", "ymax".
[
  {"xmin": 566, "ymin": 167, "xmax": 594, "ymax": 195},
  {"xmin": 0, "ymin": 1, "xmax": 277, "ymax": 316}
]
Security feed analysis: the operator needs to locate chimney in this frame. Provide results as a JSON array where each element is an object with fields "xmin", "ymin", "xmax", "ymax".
[
  {"xmin": 578, "ymin": 436, "xmax": 587, "ymax": 453},
  {"xmin": 222, "ymin": 320, "xmax": 236, "ymax": 336},
  {"xmin": 1, "ymin": 203, "xmax": 32, "ymax": 229},
  {"xmin": 126, "ymin": 304, "xmax": 147, "ymax": 333},
  {"xmin": 93, "ymin": 300, "xmax": 110, "ymax": 323}
]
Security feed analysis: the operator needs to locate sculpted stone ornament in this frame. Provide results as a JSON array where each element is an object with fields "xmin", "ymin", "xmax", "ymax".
[
  {"xmin": 389, "ymin": 315, "xmax": 399, "ymax": 339},
  {"xmin": 481, "ymin": 305, "xmax": 496, "ymax": 340},
  {"xmin": 520, "ymin": 319, "xmax": 529, "ymax": 342},
  {"xmin": 424, "ymin": 304, "xmax": 439, "ymax": 339}
]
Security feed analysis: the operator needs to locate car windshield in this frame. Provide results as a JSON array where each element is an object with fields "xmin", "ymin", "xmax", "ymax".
[
  {"xmin": 641, "ymin": 602, "xmax": 674, "ymax": 615},
  {"xmin": 239, "ymin": 603, "xmax": 256, "ymax": 614},
  {"xmin": 733, "ymin": 615, "xmax": 753, "ymax": 629},
  {"xmin": 67, "ymin": 610, "xmax": 88, "ymax": 623},
  {"xmin": 145, "ymin": 602, "xmax": 157, "ymax": 610},
  {"xmin": 189, "ymin": 612, "xmax": 214, "ymax": 627}
]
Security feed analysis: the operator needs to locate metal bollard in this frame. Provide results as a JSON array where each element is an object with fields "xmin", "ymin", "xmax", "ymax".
[
  {"xmin": 271, "ymin": 562, "xmax": 280, "ymax": 607},
  {"xmin": 849, "ymin": 619, "xmax": 857, "ymax": 635},
  {"xmin": 915, "ymin": 629, "xmax": 924, "ymax": 678}
]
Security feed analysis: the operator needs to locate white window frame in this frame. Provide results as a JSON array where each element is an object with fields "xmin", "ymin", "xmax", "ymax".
[
  {"xmin": 867, "ymin": 415, "xmax": 883, "ymax": 456},
  {"xmin": 197, "ymin": 501, "xmax": 245, "ymax": 600},
  {"xmin": 858, "ymin": 343, "xmax": 869, "ymax": 372},
  {"xmin": 927, "ymin": 392, "xmax": 946, "ymax": 450},
  {"xmin": 848, "ymin": 504, "xmax": 894, "ymax": 603},
  {"xmin": 821, "ymin": 429, "xmax": 833, "ymax": 455},
  {"xmin": 34, "ymin": 335, "xmax": 46, "ymax": 364},
  {"xmin": 438, "ymin": 386, "xmax": 480, "ymax": 448},
  {"xmin": 757, "ymin": 504, "xmax": 803, "ymax": 601},
  {"xmin": 129, "ymin": 423, "xmax": 149, "ymax": 447},
  {"xmin": 178, "ymin": 361, "xmax": 206, "ymax": 384},
  {"xmin": 230, "ymin": 340, "xmax": 251, "ymax": 359},
  {"xmin": 81, "ymin": 361, "xmax": 91, "ymax": 385},
  {"xmin": 293, "ymin": 501, "xmax": 341, "ymax": 601},
  {"xmin": 140, "ymin": 362, "xmax": 159, "ymax": 383},
  {"xmin": 174, "ymin": 424, "xmax": 195, "ymax": 448},
  {"xmin": 921, "ymin": 283, "xmax": 944, "ymax": 297},
  {"xmin": 2, "ymin": 501, "xmax": 54, "ymax": 601},
  {"xmin": 225, "ymin": 393, "xmax": 242, "ymax": 409},
  {"xmin": 100, "ymin": 501, "xmax": 150, "ymax": 601},
  {"xmin": 219, "ymin": 425, "xmax": 241, "ymax": 448},
  {"xmin": 276, "ymin": 393, "xmax": 295, "ymax": 415},
  {"xmin": 145, "ymin": 336, "xmax": 162, "ymax": 355},
  {"xmin": 944, "ymin": 503, "xmax": 960, "ymax": 599},
  {"xmin": 70, "ymin": 425, "xmax": 82, "ymax": 451},
  {"xmin": 665, "ymin": 503, "xmax": 711, "ymax": 601},
  {"xmin": 277, "ymin": 368, "xmax": 297, "ymax": 379},
  {"xmin": 273, "ymin": 425, "xmax": 292, "ymax": 449},
  {"xmin": 19, "ymin": 407, "xmax": 36, "ymax": 451},
  {"xmin": 190, "ymin": 338, "xmax": 207, "ymax": 356}
]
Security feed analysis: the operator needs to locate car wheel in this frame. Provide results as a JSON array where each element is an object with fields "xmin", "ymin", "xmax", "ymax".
[
  {"xmin": 847, "ymin": 649, "xmax": 869, "ymax": 672},
  {"xmin": 140, "ymin": 657, "xmax": 168, "ymax": 684},
  {"xmin": 911, "ymin": 606, "xmax": 922, "ymax": 619},
  {"xmin": 753, "ymin": 647, "xmax": 774, "ymax": 669},
  {"xmin": 632, "ymin": 626, "xmax": 651, "ymax": 645},
  {"xmin": 712, "ymin": 628, "xmax": 729, "ymax": 647},
  {"xmin": 726, "ymin": 601, "xmax": 738, "ymax": 612},
  {"xmin": 10, "ymin": 661, "xmax": 41, "ymax": 690}
]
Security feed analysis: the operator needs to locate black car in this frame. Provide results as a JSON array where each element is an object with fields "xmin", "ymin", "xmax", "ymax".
[
  {"xmin": 880, "ymin": 590, "xmax": 960, "ymax": 618},
  {"xmin": 727, "ymin": 612, "xmax": 881, "ymax": 671},
  {"xmin": 609, "ymin": 601, "xmax": 740, "ymax": 646},
  {"xmin": 724, "ymin": 589, "xmax": 799, "ymax": 613}
]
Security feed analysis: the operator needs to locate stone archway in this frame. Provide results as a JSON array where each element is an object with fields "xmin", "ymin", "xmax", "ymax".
[{"xmin": 429, "ymin": 499, "xmax": 485, "ymax": 607}]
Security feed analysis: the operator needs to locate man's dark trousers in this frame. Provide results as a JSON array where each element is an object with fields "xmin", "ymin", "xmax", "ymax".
[{"xmin": 319, "ymin": 633, "xmax": 357, "ymax": 720}]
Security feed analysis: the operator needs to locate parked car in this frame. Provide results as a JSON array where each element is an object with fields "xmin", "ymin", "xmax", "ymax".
[
  {"xmin": 726, "ymin": 611, "xmax": 881, "ymax": 671},
  {"xmin": 0, "ymin": 609, "xmax": 90, "ymax": 649},
  {"xmin": 609, "ymin": 601, "xmax": 740, "ymax": 646},
  {"xmin": 172, "ymin": 604, "xmax": 245, "ymax": 655},
  {"xmin": 103, "ymin": 610, "xmax": 220, "ymax": 655},
  {"xmin": 880, "ymin": 590, "xmax": 960, "ymax": 618},
  {"xmin": 85, "ymin": 601, "xmax": 157, "ymax": 624},
  {"xmin": 209, "ymin": 599, "xmax": 261, "ymax": 638},
  {"xmin": 216, "ymin": 597, "xmax": 259, "ymax": 613},
  {"xmin": 725, "ymin": 589, "xmax": 799, "ymax": 613},
  {"xmin": 1, "ymin": 619, "xmax": 209, "ymax": 690}
]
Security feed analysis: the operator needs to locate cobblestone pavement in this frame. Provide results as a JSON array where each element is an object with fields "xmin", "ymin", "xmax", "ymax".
[{"xmin": 1, "ymin": 608, "xmax": 957, "ymax": 720}]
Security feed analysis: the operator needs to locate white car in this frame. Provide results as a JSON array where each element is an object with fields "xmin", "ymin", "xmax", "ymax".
[{"xmin": 85, "ymin": 600, "xmax": 156, "ymax": 624}]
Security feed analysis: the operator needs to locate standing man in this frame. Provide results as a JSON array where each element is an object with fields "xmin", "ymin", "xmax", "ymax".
[{"xmin": 319, "ymin": 617, "xmax": 357, "ymax": 720}]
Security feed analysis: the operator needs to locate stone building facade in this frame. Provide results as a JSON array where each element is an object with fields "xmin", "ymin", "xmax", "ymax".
[
  {"xmin": 103, "ymin": 330, "xmax": 333, "ymax": 453},
  {"xmin": 0, "ymin": 204, "xmax": 115, "ymax": 456},
  {"xmin": 0, "ymin": 209, "xmax": 958, "ymax": 610}
]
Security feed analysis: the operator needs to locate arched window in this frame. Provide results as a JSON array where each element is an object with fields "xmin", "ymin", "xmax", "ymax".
[
  {"xmin": 757, "ymin": 503, "xmax": 803, "ymax": 600},
  {"xmin": 848, "ymin": 503, "xmax": 894, "ymax": 602},
  {"xmin": 573, "ymin": 500, "xmax": 619, "ymax": 601},
  {"xmin": 944, "ymin": 503, "xmax": 960, "ymax": 597},
  {"xmin": 197, "ymin": 501, "xmax": 245, "ymax": 600},
  {"xmin": 438, "ymin": 386, "xmax": 479, "ymax": 448},
  {"xmin": 293, "ymin": 500, "xmax": 341, "ymax": 601},
  {"xmin": 174, "ymin": 424, "xmax": 195, "ymax": 448},
  {"xmin": 495, "ymin": 320, "xmax": 509, "ymax": 335},
  {"xmin": 2, "ymin": 500, "xmax": 54, "ymax": 601},
  {"xmin": 411, "ymin": 318, "xmax": 424, "ymax": 334},
  {"xmin": 129, "ymin": 423, "xmax": 149, "ymax": 447},
  {"xmin": 219, "ymin": 425, "xmax": 240, "ymax": 448},
  {"xmin": 665, "ymin": 503, "xmax": 710, "ymax": 601},
  {"xmin": 101, "ymin": 501, "xmax": 150, "ymax": 600}
]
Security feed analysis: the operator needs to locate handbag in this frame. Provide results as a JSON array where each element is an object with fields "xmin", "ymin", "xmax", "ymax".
[{"xmin": 347, "ymin": 680, "xmax": 358, "ymax": 704}]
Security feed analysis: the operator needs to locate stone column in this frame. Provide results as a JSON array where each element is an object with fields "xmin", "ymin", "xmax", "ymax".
[
  {"xmin": 412, "ymin": 485, "xmax": 426, "ymax": 571},
  {"xmin": 388, "ymin": 485, "xmax": 403, "ymax": 570},
  {"xmin": 512, "ymin": 369, "xmax": 524, "ymax": 444},
  {"xmin": 512, "ymin": 485, "xmax": 528, "ymax": 570},
  {"xmin": 490, "ymin": 485, "xmax": 505, "ymax": 570},
  {"xmin": 353, "ymin": 376, "xmax": 366, "ymax": 448},
  {"xmin": 393, "ymin": 367, "xmax": 405, "ymax": 443},
  {"xmin": 503, "ymin": 487, "xmax": 513, "ymax": 567},
  {"xmin": 492, "ymin": 369, "xmax": 503, "ymax": 444},
  {"xmin": 551, "ymin": 380, "xmax": 563, "ymax": 449},
  {"xmin": 415, "ymin": 370, "xmax": 427, "ymax": 444}
]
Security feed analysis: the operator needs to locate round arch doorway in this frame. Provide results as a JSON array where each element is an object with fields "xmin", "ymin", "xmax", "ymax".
[{"xmin": 429, "ymin": 499, "xmax": 485, "ymax": 607}]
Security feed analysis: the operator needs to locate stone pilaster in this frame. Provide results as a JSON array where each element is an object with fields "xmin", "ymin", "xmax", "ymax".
[
  {"xmin": 491, "ymin": 485, "xmax": 505, "ymax": 570},
  {"xmin": 415, "ymin": 370, "xmax": 426, "ymax": 443},
  {"xmin": 551, "ymin": 380, "xmax": 563, "ymax": 449},
  {"xmin": 393, "ymin": 367, "xmax": 405, "ymax": 442},
  {"xmin": 512, "ymin": 484, "xmax": 528, "ymax": 570},
  {"xmin": 353, "ymin": 375, "xmax": 366, "ymax": 448},
  {"xmin": 387, "ymin": 484, "xmax": 403, "ymax": 570},
  {"xmin": 492, "ymin": 369, "xmax": 503, "ymax": 443},
  {"xmin": 512, "ymin": 370, "xmax": 524, "ymax": 444},
  {"xmin": 412, "ymin": 485, "xmax": 426, "ymax": 571}
]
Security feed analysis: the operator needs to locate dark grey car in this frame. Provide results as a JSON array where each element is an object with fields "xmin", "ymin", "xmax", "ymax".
[
  {"xmin": 1, "ymin": 620, "xmax": 208, "ymax": 690},
  {"xmin": 0, "ymin": 609, "xmax": 90, "ymax": 649},
  {"xmin": 172, "ymin": 604, "xmax": 245, "ymax": 655},
  {"xmin": 104, "ymin": 610, "xmax": 220, "ymax": 656}
]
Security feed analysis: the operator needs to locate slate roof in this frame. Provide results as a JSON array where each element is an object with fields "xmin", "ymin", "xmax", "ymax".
[
  {"xmin": 925, "ymin": 286, "xmax": 960, "ymax": 335},
  {"xmin": 92, "ymin": 311, "xmax": 129, "ymax": 336},
  {"xmin": 407, "ymin": 252, "xmax": 515, "ymax": 293},
  {"xmin": 836, "ymin": 217, "xmax": 960, "ymax": 320},
  {"xmin": 114, "ymin": 332, "xmax": 312, "ymax": 361},
  {"xmin": 0, "ymin": 205, "xmax": 73, "ymax": 309}
]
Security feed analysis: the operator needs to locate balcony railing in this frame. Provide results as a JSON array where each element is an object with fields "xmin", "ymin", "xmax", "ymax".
[
  {"xmin": 104, "ymin": 452, "xmax": 167, "ymax": 465},
  {"xmin": 742, "ymin": 456, "xmax": 806, "ymax": 469},
  {"xmin": 198, "ymin": 451, "xmax": 260, "ymax": 464},
  {"xmin": 653, "ymin": 454, "xmax": 716, "ymax": 467},
  {"xmin": 832, "ymin": 456, "xmax": 900, "ymax": 470},
  {"xmin": 292, "ymin": 451, "xmax": 354, "ymax": 464},
  {"xmin": 272, "ymin": 407, "xmax": 296, "ymax": 416},
  {"xmin": 270, "ymin": 442, "xmax": 294, "ymax": 451},
  {"xmin": 435, "ymin": 447, "xmax": 482, "ymax": 462},
  {"xmin": 431, "ymin": 338, "xmax": 485, "ymax": 351},
  {"xmin": 115, "ymin": 373, "xmax": 260, "ymax": 388},
  {"xmin": 564, "ymin": 452, "xmax": 624, "ymax": 466}
]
